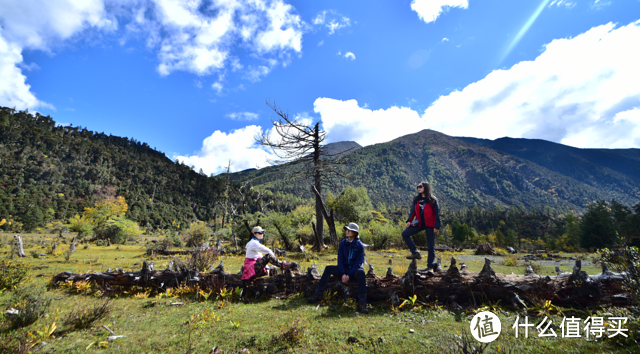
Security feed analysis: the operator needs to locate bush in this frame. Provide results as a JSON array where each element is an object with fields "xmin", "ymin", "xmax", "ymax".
[
  {"xmin": 502, "ymin": 255, "xmax": 518, "ymax": 266},
  {"xmin": 0, "ymin": 260, "xmax": 30, "ymax": 291},
  {"xmin": 360, "ymin": 220, "xmax": 403, "ymax": 250},
  {"xmin": 185, "ymin": 221, "xmax": 210, "ymax": 247},
  {"xmin": 146, "ymin": 238, "xmax": 173, "ymax": 255},
  {"xmin": 6, "ymin": 286, "xmax": 52, "ymax": 329},
  {"xmin": 190, "ymin": 247, "xmax": 219, "ymax": 272},
  {"xmin": 168, "ymin": 231, "xmax": 184, "ymax": 247},
  {"xmin": 600, "ymin": 247, "xmax": 639, "ymax": 306},
  {"xmin": 63, "ymin": 300, "xmax": 113, "ymax": 330}
]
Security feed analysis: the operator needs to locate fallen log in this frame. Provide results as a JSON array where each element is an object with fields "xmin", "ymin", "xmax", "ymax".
[{"xmin": 51, "ymin": 258, "xmax": 631, "ymax": 309}]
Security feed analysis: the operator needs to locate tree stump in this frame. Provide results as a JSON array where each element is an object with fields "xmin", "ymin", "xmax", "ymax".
[
  {"xmin": 475, "ymin": 243, "xmax": 496, "ymax": 255},
  {"xmin": 13, "ymin": 235, "xmax": 26, "ymax": 257}
]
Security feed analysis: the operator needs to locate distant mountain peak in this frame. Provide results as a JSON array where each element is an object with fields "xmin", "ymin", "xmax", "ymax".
[{"xmin": 323, "ymin": 141, "xmax": 362, "ymax": 156}]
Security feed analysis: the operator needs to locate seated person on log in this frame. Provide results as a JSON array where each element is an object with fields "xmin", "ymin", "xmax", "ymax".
[
  {"xmin": 307, "ymin": 223, "xmax": 369, "ymax": 314},
  {"xmin": 241, "ymin": 226, "xmax": 293, "ymax": 281}
]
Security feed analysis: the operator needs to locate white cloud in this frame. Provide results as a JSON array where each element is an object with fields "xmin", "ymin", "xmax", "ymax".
[
  {"xmin": 148, "ymin": 0, "xmax": 303, "ymax": 76},
  {"xmin": 0, "ymin": 0, "xmax": 305, "ymax": 109},
  {"xmin": 344, "ymin": 52, "xmax": 355, "ymax": 60},
  {"xmin": 0, "ymin": 0, "xmax": 115, "ymax": 51},
  {"xmin": 442, "ymin": 37, "xmax": 449, "ymax": 42},
  {"xmin": 315, "ymin": 20, "xmax": 640, "ymax": 149},
  {"xmin": 244, "ymin": 63, "xmax": 274, "ymax": 82},
  {"xmin": 317, "ymin": 40, "xmax": 324, "ymax": 46},
  {"xmin": 411, "ymin": 0, "xmax": 469, "ymax": 24},
  {"xmin": 592, "ymin": 0, "xmax": 612, "ymax": 10},
  {"xmin": 226, "ymin": 111, "xmax": 259, "ymax": 121},
  {"xmin": 0, "ymin": 30, "xmax": 51, "ymax": 110},
  {"xmin": 0, "ymin": 0, "xmax": 112, "ymax": 110},
  {"xmin": 175, "ymin": 125, "xmax": 273, "ymax": 175},
  {"xmin": 549, "ymin": 0, "xmax": 576, "ymax": 8},
  {"xmin": 314, "ymin": 98, "xmax": 425, "ymax": 146},
  {"xmin": 211, "ymin": 81, "xmax": 223, "ymax": 93},
  {"xmin": 312, "ymin": 10, "xmax": 350, "ymax": 34}
]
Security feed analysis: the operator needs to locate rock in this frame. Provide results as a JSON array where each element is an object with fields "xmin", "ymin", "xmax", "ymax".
[{"xmin": 5, "ymin": 308, "xmax": 19, "ymax": 315}]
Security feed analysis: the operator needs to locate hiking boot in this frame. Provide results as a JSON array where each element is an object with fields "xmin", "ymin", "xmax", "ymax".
[
  {"xmin": 406, "ymin": 252, "xmax": 422, "ymax": 260},
  {"xmin": 357, "ymin": 303, "xmax": 369, "ymax": 314},
  {"xmin": 307, "ymin": 295, "xmax": 321, "ymax": 304}
]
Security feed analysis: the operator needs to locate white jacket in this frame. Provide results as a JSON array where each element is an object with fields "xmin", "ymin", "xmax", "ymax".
[{"xmin": 245, "ymin": 238, "xmax": 275, "ymax": 259}]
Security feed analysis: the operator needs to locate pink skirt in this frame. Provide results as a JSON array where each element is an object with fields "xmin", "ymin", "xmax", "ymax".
[{"xmin": 241, "ymin": 257, "xmax": 267, "ymax": 280}]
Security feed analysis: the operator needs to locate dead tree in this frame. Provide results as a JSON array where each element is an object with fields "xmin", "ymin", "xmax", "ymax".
[
  {"xmin": 255, "ymin": 100, "xmax": 355, "ymax": 249},
  {"xmin": 13, "ymin": 235, "xmax": 26, "ymax": 257}
]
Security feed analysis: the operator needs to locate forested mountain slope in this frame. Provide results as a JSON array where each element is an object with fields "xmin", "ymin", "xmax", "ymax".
[
  {"xmin": 231, "ymin": 130, "xmax": 640, "ymax": 212},
  {"xmin": 0, "ymin": 107, "xmax": 225, "ymax": 231},
  {"xmin": 458, "ymin": 136, "xmax": 640, "ymax": 206}
]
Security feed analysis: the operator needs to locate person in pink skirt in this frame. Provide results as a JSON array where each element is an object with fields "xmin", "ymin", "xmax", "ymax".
[{"xmin": 241, "ymin": 226, "xmax": 294, "ymax": 281}]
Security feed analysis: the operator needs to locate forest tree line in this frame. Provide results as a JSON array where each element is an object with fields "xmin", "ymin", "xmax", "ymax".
[{"xmin": 1, "ymin": 107, "xmax": 639, "ymax": 252}]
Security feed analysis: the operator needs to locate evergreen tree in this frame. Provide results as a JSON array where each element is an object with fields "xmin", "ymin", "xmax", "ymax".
[{"xmin": 580, "ymin": 200, "xmax": 618, "ymax": 250}]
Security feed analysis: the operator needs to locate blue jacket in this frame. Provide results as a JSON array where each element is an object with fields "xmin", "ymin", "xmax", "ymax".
[{"xmin": 337, "ymin": 237, "xmax": 365, "ymax": 278}]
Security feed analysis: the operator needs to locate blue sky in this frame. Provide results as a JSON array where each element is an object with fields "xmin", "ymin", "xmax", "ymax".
[{"xmin": 1, "ymin": 0, "xmax": 640, "ymax": 174}]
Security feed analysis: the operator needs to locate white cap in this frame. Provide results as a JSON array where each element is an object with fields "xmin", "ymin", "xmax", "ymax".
[{"xmin": 344, "ymin": 222, "xmax": 359, "ymax": 233}]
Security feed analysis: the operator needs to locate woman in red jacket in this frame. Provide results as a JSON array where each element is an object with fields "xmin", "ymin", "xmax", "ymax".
[{"xmin": 403, "ymin": 181, "xmax": 441, "ymax": 268}]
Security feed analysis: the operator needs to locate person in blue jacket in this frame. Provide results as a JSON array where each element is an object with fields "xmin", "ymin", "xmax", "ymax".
[
  {"xmin": 307, "ymin": 222, "xmax": 368, "ymax": 314},
  {"xmin": 403, "ymin": 181, "xmax": 441, "ymax": 268}
]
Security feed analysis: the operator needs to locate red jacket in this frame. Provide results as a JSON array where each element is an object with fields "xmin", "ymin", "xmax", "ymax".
[{"xmin": 406, "ymin": 197, "xmax": 441, "ymax": 229}]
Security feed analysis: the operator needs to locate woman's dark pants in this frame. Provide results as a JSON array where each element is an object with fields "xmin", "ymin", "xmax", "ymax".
[
  {"xmin": 313, "ymin": 265, "xmax": 367, "ymax": 305},
  {"xmin": 402, "ymin": 226, "xmax": 436, "ymax": 268}
]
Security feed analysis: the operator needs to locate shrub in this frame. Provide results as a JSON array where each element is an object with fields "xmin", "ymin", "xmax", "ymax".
[
  {"xmin": 185, "ymin": 221, "xmax": 210, "ymax": 247},
  {"xmin": 0, "ymin": 260, "xmax": 30, "ymax": 291},
  {"xmin": 600, "ymin": 247, "xmax": 639, "ymax": 306},
  {"xmin": 360, "ymin": 220, "xmax": 403, "ymax": 250},
  {"xmin": 63, "ymin": 300, "xmax": 113, "ymax": 330},
  {"xmin": 6, "ymin": 286, "xmax": 52, "ymax": 329},
  {"xmin": 167, "ymin": 231, "xmax": 184, "ymax": 247},
  {"xmin": 502, "ymin": 255, "xmax": 518, "ymax": 266},
  {"xmin": 190, "ymin": 247, "xmax": 219, "ymax": 272},
  {"xmin": 146, "ymin": 238, "xmax": 173, "ymax": 255},
  {"xmin": 271, "ymin": 318, "xmax": 308, "ymax": 349}
]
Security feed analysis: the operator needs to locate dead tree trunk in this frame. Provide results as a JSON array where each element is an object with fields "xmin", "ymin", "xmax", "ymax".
[
  {"xmin": 311, "ymin": 186, "xmax": 337, "ymax": 247},
  {"xmin": 51, "ymin": 258, "xmax": 631, "ymax": 309},
  {"xmin": 13, "ymin": 235, "xmax": 26, "ymax": 257},
  {"xmin": 232, "ymin": 229, "xmax": 239, "ymax": 252}
]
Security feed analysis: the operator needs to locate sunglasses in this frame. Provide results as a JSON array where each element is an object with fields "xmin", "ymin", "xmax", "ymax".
[
  {"xmin": 255, "ymin": 231, "xmax": 264, "ymax": 234},
  {"xmin": 417, "ymin": 185, "xmax": 424, "ymax": 189}
]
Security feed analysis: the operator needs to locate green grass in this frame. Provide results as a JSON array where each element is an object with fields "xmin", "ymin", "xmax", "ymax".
[{"xmin": 0, "ymin": 233, "xmax": 636, "ymax": 353}]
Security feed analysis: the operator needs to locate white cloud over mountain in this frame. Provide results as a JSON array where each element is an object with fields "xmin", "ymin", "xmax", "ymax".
[
  {"xmin": 411, "ymin": 0, "xmax": 469, "ymax": 24},
  {"xmin": 175, "ymin": 125, "xmax": 273, "ymax": 175},
  {"xmin": 314, "ymin": 20, "xmax": 640, "ymax": 149}
]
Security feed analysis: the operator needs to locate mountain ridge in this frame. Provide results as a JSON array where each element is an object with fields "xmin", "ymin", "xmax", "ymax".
[{"xmin": 230, "ymin": 129, "xmax": 640, "ymax": 211}]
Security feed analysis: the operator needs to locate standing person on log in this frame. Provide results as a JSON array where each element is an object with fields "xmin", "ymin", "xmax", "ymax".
[
  {"xmin": 241, "ymin": 226, "xmax": 293, "ymax": 281},
  {"xmin": 307, "ymin": 223, "xmax": 368, "ymax": 314},
  {"xmin": 402, "ymin": 182, "xmax": 441, "ymax": 267}
]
